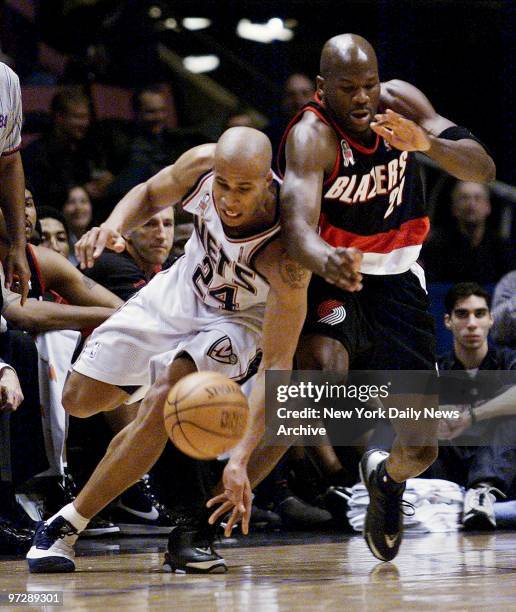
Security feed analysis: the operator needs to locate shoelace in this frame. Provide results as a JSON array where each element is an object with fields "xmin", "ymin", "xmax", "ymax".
[
  {"xmin": 471, "ymin": 485, "xmax": 505, "ymax": 508},
  {"xmin": 38, "ymin": 520, "xmax": 77, "ymax": 548}
]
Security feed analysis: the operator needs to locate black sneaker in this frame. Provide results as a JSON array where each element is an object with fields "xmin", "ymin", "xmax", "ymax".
[
  {"xmin": 81, "ymin": 515, "xmax": 120, "ymax": 538},
  {"xmin": 163, "ymin": 524, "xmax": 227, "ymax": 574},
  {"xmin": 276, "ymin": 496, "xmax": 333, "ymax": 529},
  {"xmin": 0, "ymin": 519, "xmax": 33, "ymax": 556},
  {"xmin": 360, "ymin": 449, "xmax": 412, "ymax": 562},
  {"xmin": 109, "ymin": 474, "xmax": 186, "ymax": 535},
  {"xmin": 26, "ymin": 516, "xmax": 78, "ymax": 573},
  {"xmin": 323, "ymin": 486, "xmax": 353, "ymax": 530}
]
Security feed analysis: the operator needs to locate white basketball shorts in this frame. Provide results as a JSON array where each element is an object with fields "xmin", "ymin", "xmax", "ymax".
[{"xmin": 73, "ymin": 258, "xmax": 263, "ymax": 397}]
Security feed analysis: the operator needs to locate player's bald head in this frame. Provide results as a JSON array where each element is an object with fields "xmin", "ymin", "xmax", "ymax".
[
  {"xmin": 215, "ymin": 127, "xmax": 272, "ymax": 178},
  {"xmin": 320, "ymin": 34, "xmax": 378, "ymax": 78}
]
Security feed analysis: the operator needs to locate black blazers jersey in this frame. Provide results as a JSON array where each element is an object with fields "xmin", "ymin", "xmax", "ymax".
[{"xmin": 278, "ymin": 95, "xmax": 429, "ymax": 275}]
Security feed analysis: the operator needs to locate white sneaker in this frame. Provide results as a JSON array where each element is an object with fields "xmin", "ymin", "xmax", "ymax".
[
  {"xmin": 26, "ymin": 516, "xmax": 78, "ymax": 573},
  {"xmin": 463, "ymin": 485, "xmax": 504, "ymax": 530}
]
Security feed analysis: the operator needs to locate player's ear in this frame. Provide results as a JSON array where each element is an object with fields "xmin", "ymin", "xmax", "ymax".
[
  {"xmin": 444, "ymin": 313, "xmax": 452, "ymax": 330},
  {"xmin": 316, "ymin": 75, "xmax": 324, "ymax": 98}
]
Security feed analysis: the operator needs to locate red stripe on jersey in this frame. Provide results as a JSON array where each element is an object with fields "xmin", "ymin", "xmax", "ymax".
[{"xmin": 319, "ymin": 214, "xmax": 430, "ymax": 254}]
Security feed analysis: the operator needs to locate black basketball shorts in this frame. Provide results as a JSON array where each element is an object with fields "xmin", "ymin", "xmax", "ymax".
[{"xmin": 303, "ymin": 268, "xmax": 436, "ymax": 370}]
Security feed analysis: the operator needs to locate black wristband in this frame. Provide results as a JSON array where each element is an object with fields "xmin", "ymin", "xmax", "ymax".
[{"xmin": 438, "ymin": 126, "xmax": 490, "ymax": 155}]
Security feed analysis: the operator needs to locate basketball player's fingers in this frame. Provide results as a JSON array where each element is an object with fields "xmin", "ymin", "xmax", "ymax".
[
  {"xmin": 206, "ymin": 493, "xmax": 227, "ymax": 508},
  {"xmin": 224, "ymin": 507, "xmax": 242, "ymax": 537},
  {"xmin": 92, "ymin": 229, "xmax": 110, "ymax": 260},
  {"xmin": 241, "ymin": 487, "xmax": 252, "ymax": 535},
  {"xmin": 207, "ymin": 500, "xmax": 233, "ymax": 524},
  {"xmin": 76, "ymin": 229, "xmax": 97, "ymax": 268},
  {"xmin": 370, "ymin": 124, "xmax": 395, "ymax": 141}
]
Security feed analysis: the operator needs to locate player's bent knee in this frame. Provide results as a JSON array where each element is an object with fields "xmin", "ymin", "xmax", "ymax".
[{"xmin": 62, "ymin": 372, "xmax": 126, "ymax": 418}]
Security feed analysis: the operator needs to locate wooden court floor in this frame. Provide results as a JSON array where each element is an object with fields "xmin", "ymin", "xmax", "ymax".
[{"xmin": 1, "ymin": 531, "xmax": 515, "ymax": 611}]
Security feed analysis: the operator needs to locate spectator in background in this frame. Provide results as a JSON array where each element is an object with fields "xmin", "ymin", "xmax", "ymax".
[
  {"xmin": 37, "ymin": 207, "xmax": 71, "ymax": 261},
  {"xmin": 0, "ymin": 329, "xmax": 48, "ymax": 555},
  {"xmin": 422, "ymin": 181, "xmax": 513, "ymax": 283},
  {"xmin": 61, "ymin": 185, "xmax": 93, "ymax": 255},
  {"xmin": 82, "ymin": 207, "xmax": 175, "ymax": 301},
  {"xmin": 267, "ymin": 73, "xmax": 315, "ymax": 156},
  {"xmin": 107, "ymin": 85, "xmax": 204, "ymax": 205},
  {"xmin": 22, "ymin": 87, "xmax": 114, "ymax": 211},
  {"xmin": 492, "ymin": 271, "xmax": 516, "ymax": 349},
  {"xmin": 282, "ymin": 73, "xmax": 316, "ymax": 118},
  {"xmin": 61, "ymin": 185, "xmax": 93, "ymax": 264},
  {"xmin": 433, "ymin": 282, "xmax": 516, "ymax": 530}
]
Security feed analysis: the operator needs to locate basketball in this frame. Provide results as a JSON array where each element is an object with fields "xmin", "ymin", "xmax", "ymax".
[{"xmin": 163, "ymin": 371, "xmax": 249, "ymax": 460}]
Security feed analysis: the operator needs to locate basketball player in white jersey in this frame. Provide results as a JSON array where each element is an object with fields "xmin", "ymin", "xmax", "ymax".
[{"xmin": 27, "ymin": 127, "xmax": 310, "ymax": 574}]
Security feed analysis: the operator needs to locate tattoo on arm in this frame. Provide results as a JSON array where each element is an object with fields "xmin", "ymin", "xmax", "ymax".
[
  {"xmin": 81, "ymin": 276, "xmax": 97, "ymax": 291},
  {"xmin": 278, "ymin": 255, "xmax": 309, "ymax": 289}
]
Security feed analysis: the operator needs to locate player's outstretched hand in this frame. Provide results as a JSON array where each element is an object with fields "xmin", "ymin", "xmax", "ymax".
[
  {"xmin": 323, "ymin": 246, "xmax": 363, "ymax": 292},
  {"xmin": 371, "ymin": 109, "xmax": 431, "ymax": 152},
  {"xmin": 206, "ymin": 461, "xmax": 252, "ymax": 537},
  {"xmin": 75, "ymin": 225, "xmax": 126, "ymax": 269}
]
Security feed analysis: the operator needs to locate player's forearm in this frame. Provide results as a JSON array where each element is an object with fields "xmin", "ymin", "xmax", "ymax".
[
  {"xmin": 0, "ymin": 153, "xmax": 26, "ymax": 247},
  {"xmin": 424, "ymin": 137, "xmax": 496, "ymax": 183},
  {"xmin": 474, "ymin": 387, "xmax": 516, "ymax": 422},
  {"xmin": 59, "ymin": 276, "xmax": 124, "ymax": 309},
  {"xmin": 103, "ymin": 183, "xmax": 158, "ymax": 235},
  {"xmin": 229, "ymin": 370, "xmax": 267, "ymax": 467},
  {"xmin": 3, "ymin": 300, "xmax": 116, "ymax": 333},
  {"xmin": 283, "ymin": 215, "xmax": 332, "ymax": 277}
]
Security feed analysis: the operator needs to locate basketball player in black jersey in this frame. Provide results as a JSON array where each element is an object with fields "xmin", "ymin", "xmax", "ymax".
[{"xmin": 279, "ymin": 34, "xmax": 495, "ymax": 562}]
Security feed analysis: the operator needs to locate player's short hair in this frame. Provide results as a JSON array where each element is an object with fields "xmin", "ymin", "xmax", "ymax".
[
  {"xmin": 444, "ymin": 282, "xmax": 491, "ymax": 314},
  {"xmin": 51, "ymin": 87, "xmax": 91, "ymax": 116},
  {"xmin": 132, "ymin": 85, "xmax": 165, "ymax": 114}
]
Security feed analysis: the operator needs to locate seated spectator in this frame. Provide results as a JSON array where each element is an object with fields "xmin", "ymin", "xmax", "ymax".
[
  {"xmin": 491, "ymin": 271, "xmax": 516, "ymax": 349},
  {"xmin": 107, "ymin": 85, "xmax": 204, "ymax": 206},
  {"xmin": 36, "ymin": 206, "xmax": 71, "ymax": 261},
  {"xmin": 82, "ymin": 207, "xmax": 174, "ymax": 300},
  {"xmin": 1, "ymin": 190, "xmax": 123, "ymax": 331},
  {"xmin": 431, "ymin": 282, "xmax": 516, "ymax": 530},
  {"xmin": 267, "ymin": 73, "xmax": 315, "ymax": 156},
  {"xmin": 421, "ymin": 181, "xmax": 513, "ymax": 283},
  {"xmin": 61, "ymin": 185, "xmax": 93, "ymax": 264},
  {"xmin": 0, "ymin": 198, "xmax": 123, "ymax": 534},
  {"xmin": 22, "ymin": 86, "xmax": 114, "ymax": 210},
  {"xmin": 0, "ymin": 329, "xmax": 48, "ymax": 556}
]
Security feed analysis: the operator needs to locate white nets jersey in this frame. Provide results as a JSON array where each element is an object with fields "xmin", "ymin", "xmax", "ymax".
[
  {"xmin": 0, "ymin": 63, "xmax": 22, "ymax": 157},
  {"xmin": 181, "ymin": 170, "xmax": 281, "ymax": 312}
]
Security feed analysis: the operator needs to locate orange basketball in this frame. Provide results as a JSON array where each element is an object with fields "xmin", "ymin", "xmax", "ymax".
[{"xmin": 163, "ymin": 371, "xmax": 249, "ymax": 460}]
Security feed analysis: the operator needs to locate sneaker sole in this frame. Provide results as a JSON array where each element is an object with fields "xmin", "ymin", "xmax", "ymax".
[
  {"xmin": 116, "ymin": 524, "xmax": 175, "ymax": 535},
  {"xmin": 162, "ymin": 559, "xmax": 227, "ymax": 574},
  {"xmin": 28, "ymin": 556, "xmax": 75, "ymax": 574},
  {"xmin": 80, "ymin": 526, "xmax": 121, "ymax": 538}
]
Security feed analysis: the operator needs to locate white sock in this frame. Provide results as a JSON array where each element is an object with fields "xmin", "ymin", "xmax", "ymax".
[{"xmin": 47, "ymin": 502, "xmax": 90, "ymax": 533}]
